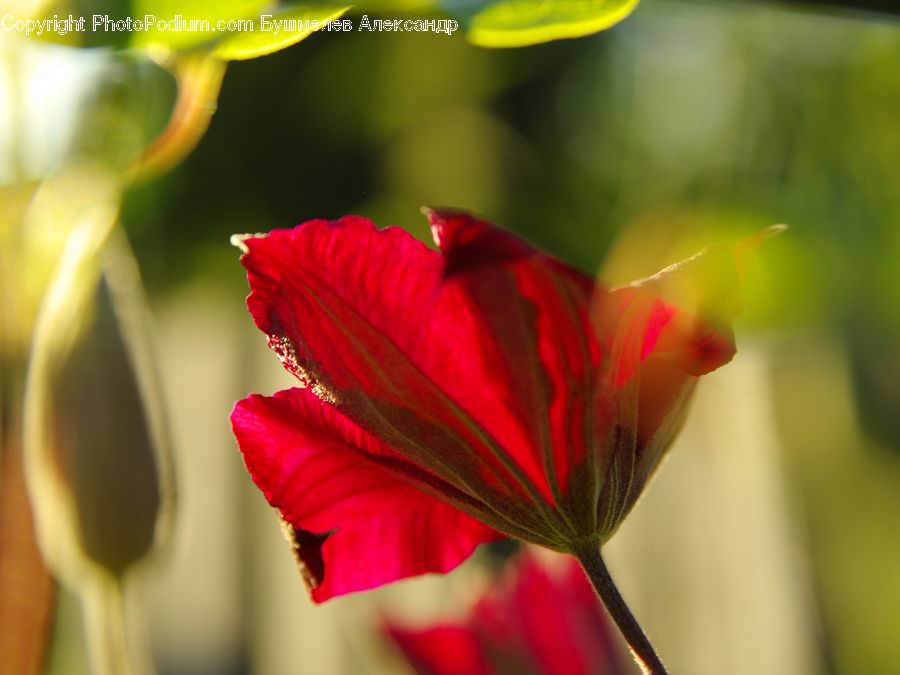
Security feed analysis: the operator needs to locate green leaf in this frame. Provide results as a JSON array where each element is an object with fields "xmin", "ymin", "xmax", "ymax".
[
  {"xmin": 212, "ymin": 6, "xmax": 349, "ymax": 61},
  {"xmin": 126, "ymin": 0, "xmax": 347, "ymax": 59},
  {"xmin": 128, "ymin": 0, "xmax": 270, "ymax": 53},
  {"xmin": 451, "ymin": 0, "xmax": 639, "ymax": 48}
]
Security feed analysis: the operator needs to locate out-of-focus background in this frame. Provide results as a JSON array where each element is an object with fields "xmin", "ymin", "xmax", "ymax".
[{"xmin": 3, "ymin": 0, "xmax": 900, "ymax": 673}]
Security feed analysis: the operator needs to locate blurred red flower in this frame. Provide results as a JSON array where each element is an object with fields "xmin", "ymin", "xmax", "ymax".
[
  {"xmin": 386, "ymin": 549, "xmax": 628, "ymax": 675},
  {"xmin": 230, "ymin": 209, "xmax": 744, "ymax": 602}
]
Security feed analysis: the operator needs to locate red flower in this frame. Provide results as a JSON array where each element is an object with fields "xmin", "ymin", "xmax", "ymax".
[
  {"xmin": 386, "ymin": 549, "xmax": 628, "ymax": 675},
  {"xmin": 230, "ymin": 210, "xmax": 745, "ymax": 604}
]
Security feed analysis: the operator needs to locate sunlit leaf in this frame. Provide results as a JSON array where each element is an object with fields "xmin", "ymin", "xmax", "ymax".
[
  {"xmin": 451, "ymin": 0, "xmax": 638, "ymax": 47},
  {"xmin": 128, "ymin": 0, "xmax": 271, "ymax": 54},
  {"xmin": 124, "ymin": 0, "xmax": 346, "ymax": 59},
  {"xmin": 211, "ymin": 6, "xmax": 349, "ymax": 60}
]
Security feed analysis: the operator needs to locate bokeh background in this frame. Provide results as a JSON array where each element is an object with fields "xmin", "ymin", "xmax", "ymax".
[{"xmin": 3, "ymin": 0, "xmax": 900, "ymax": 673}]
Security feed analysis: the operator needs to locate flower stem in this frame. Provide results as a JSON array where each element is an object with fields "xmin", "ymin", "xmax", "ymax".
[
  {"xmin": 129, "ymin": 55, "xmax": 226, "ymax": 183},
  {"xmin": 574, "ymin": 545, "xmax": 668, "ymax": 675},
  {"xmin": 82, "ymin": 576, "xmax": 151, "ymax": 675}
]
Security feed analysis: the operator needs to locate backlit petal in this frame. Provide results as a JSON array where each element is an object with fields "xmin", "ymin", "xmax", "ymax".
[
  {"xmin": 427, "ymin": 209, "xmax": 603, "ymax": 515},
  {"xmin": 237, "ymin": 215, "xmax": 589, "ymax": 540},
  {"xmin": 231, "ymin": 387, "xmax": 501, "ymax": 601}
]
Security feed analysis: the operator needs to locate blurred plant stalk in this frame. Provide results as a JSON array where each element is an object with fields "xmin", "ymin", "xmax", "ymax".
[
  {"xmin": 129, "ymin": 54, "xmax": 227, "ymax": 183},
  {"xmin": 0, "ymin": 253, "xmax": 55, "ymax": 675},
  {"xmin": 0, "ymin": 149, "xmax": 68, "ymax": 675},
  {"xmin": 21, "ymin": 177, "xmax": 174, "ymax": 675},
  {"xmin": 1, "ymin": 34, "xmax": 187, "ymax": 675}
]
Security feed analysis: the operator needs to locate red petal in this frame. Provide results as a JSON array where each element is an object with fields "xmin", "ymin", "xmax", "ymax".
[
  {"xmin": 428, "ymin": 208, "xmax": 536, "ymax": 276},
  {"xmin": 387, "ymin": 625, "xmax": 493, "ymax": 675},
  {"xmin": 231, "ymin": 388, "xmax": 501, "ymax": 602},
  {"xmin": 601, "ymin": 242, "xmax": 743, "ymax": 450},
  {"xmin": 237, "ymin": 214, "xmax": 598, "ymax": 535},
  {"xmin": 601, "ymin": 240, "xmax": 745, "ymax": 388},
  {"xmin": 386, "ymin": 550, "xmax": 625, "ymax": 675},
  {"xmin": 426, "ymin": 209, "xmax": 604, "ymax": 505},
  {"xmin": 591, "ymin": 241, "xmax": 745, "ymax": 537},
  {"xmin": 473, "ymin": 554, "xmax": 622, "ymax": 675},
  {"xmin": 239, "ymin": 218, "xmax": 536, "ymax": 513}
]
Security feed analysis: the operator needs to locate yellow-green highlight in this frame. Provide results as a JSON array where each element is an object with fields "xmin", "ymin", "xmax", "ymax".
[{"xmin": 467, "ymin": 0, "xmax": 638, "ymax": 48}]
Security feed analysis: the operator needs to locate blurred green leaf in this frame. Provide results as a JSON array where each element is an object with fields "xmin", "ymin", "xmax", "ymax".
[
  {"xmin": 19, "ymin": 0, "xmax": 347, "ymax": 57},
  {"xmin": 452, "ymin": 0, "xmax": 638, "ymax": 47},
  {"xmin": 125, "ymin": 0, "xmax": 347, "ymax": 59},
  {"xmin": 0, "ymin": 39, "xmax": 176, "ymax": 185},
  {"xmin": 128, "ymin": 0, "xmax": 269, "ymax": 53},
  {"xmin": 211, "ymin": 6, "xmax": 348, "ymax": 61},
  {"xmin": 30, "ymin": 0, "xmax": 637, "ymax": 54},
  {"xmin": 23, "ymin": 203, "xmax": 173, "ymax": 673}
]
